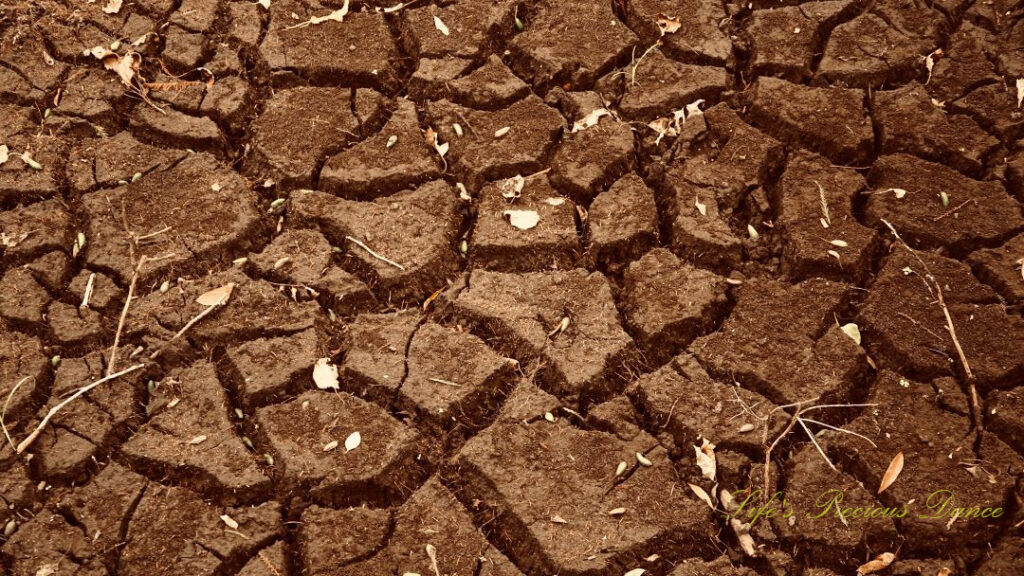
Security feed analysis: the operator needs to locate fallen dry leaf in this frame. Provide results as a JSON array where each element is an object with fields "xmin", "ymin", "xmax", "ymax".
[
  {"xmin": 924, "ymin": 48, "xmax": 943, "ymax": 84},
  {"xmin": 624, "ymin": 569, "xmax": 646, "ymax": 576},
  {"xmin": 694, "ymin": 196, "xmax": 707, "ymax": 216},
  {"xmin": 102, "ymin": 0, "xmax": 123, "ymax": 15},
  {"xmin": 196, "ymin": 283, "xmax": 235, "ymax": 306},
  {"xmin": 1017, "ymin": 78, "xmax": 1023, "ymax": 109},
  {"xmin": 840, "ymin": 322, "xmax": 862, "ymax": 346},
  {"xmin": 688, "ymin": 483, "xmax": 714, "ymax": 509},
  {"xmin": 434, "ymin": 15, "xmax": 450, "ymax": 36},
  {"xmin": 312, "ymin": 358, "xmax": 339, "ymax": 390},
  {"xmin": 656, "ymin": 14, "xmax": 681, "ymax": 35},
  {"xmin": 503, "ymin": 209, "xmax": 539, "ymax": 230},
  {"xmin": 878, "ymin": 451, "xmax": 904, "ymax": 494},
  {"xmin": 0, "ymin": 144, "xmax": 8, "ymax": 165},
  {"xmin": 500, "ymin": 174, "xmax": 525, "ymax": 200},
  {"xmin": 345, "ymin": 431, "xmax": 361, "ymax": 452},
  {"xmin": 730, "ymin": 518, "xmax": 756, "ymax": 556},
  {"xmin": 694, "ymin": 437, "xmax": 717, "ymax": 482},
  {"xmin": 857, "ymin": 552, "xmax": 895, "ymax": 575},
  {"xmin": 257, "ymin": 0, "xmax": 270, "ymax": 9},
  {"xmin": 571, "ymin": 107, "xmax": 611, "ymax": 132},
  {"xmin": 647, "ymin": 117, "xmax": 677, "ymax": 145},
  {"xmin": 550, "ymin": 514, "xmax": 567, "ymax": 524},
  {"xmin": 220, "ymin": 514, "xmax": 239, "ymax": 530},
  {"xmin": 423, "ymin": 127, "xmax": 449, "ymax": 169},
  {"xmin": 285, "ymin": 0, "xmax": 349, "ymax": 29}
]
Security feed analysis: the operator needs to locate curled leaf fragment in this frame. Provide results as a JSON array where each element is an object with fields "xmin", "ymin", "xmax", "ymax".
[
  {"xmin": 656, "ymin": 14, "xmax": 681, "ymax": 35},
  {"xmin": 503, "ymin": 209, "xmax": 539, "ymax": 230},
  {"xmin": 571, "ymin": 107, "xmax": 611, "ymax": 132},
  {"xmin": 857, "ymin": 552, "xmax": 895, "ymax": 575},
  {"xmin": 312, "ymin": 358, "xmax": 340, "ymax": 390},
  {"xmin": 840, "ymin": 323, "xmax": 861, "ymax": 345},
  {"xmin": 285, "ymin": 0, "xmax": 349, "ymax": 29}
]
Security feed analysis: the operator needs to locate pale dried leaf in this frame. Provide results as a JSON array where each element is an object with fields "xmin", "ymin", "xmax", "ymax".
[
  {"xmin": 891, "ymin": 188, "xmax": 907, "ymax": 199},
  {"xmin": 856, "ymin": 552, "xmax": 895, "ymax": 575},
  {"xmin": 434, "ymin": 15, "xmax": 450, "ymax": 36},
  {"xmin": 494, "ymin": 126, "xmax": 511, "ymax": 138},
  {"xmin": 730, "ymin": 518, "xmax": 756, "ymax": 556},
  {"xmin": 608, "ymin": 507, "xmax": 626, "ymax": 516},
  {"xmin": 685, "ymin": 99, "xmax": 705, "ymax": 118},
  {"xmin": 344, "ymin": 431, "xmax": 361, "ymax": 452},
  {"xmin": 543, "ymin": 197, "xmax": 565, "ymax": 206},
  {"xmin": 21, "ymin": 151, "xmax": 42, "ymax": 170},
  {"xmin": 0, "ymin": 144, "xmax": 8, "ymax": 165},
  {"xmin": 313, "ymin": 358, "xmax": 339, "ymax": 390},
  {"xmin": 694, "ymin": 438, "xmax": 717, "ymax": 482},
  {"xmin": 286, "ymin": 0, "xmax": 349, "ymax": 29},
  {"xmin": 503, "ymin": 209, "xmax": 540, "ymax": 230},
  {"xmin": 694, "ymin": 196, "xmax": 707, "ymax": 216},
  {"xmin": 840, "ymin": 323, "xmax": 861, "ymax": 346},
  {"xmin": 624, "ymin": 569, "xmax": 646, "ymax": 576},
  {"xmin": 323, "ymin": 440, "xmax": 338, "ymax": 452},
  {"xmin": 550, "ymin": 514, "xmax": 567, "ymax": 524},
  {"xmin": 571, "ymin": 108, "xmax": 611, "ymax": 132},
  {"xmin": 924, "ymin": 48, "xmax": 942, "ymax": 84},
  {"xmin": 423, "ymin": 127, "xmax": 449, "ymax": 167},
  {"xmin": 257, "ymin": 0, "xmax": 270, "ymax": 9},
  {"xmin": 220, "ymin": 514, "xmax": 239, "ymax": 530},
  {"xmin": 1017, "ymin": 78, "xmax": 1023, "ymax": 109},
  {"xmin": 501, "ymin": 174, "xmax": 525, "ymax": 199},
  {"xmin": 878, "ymin": 451, "xmax": 904, "ymax": 494},
  {"xmin": 102, "ymin": 0, "xmax": 123, "ymax": 15},
  {"xmin": 656, "ymin": 14, "xmax": 681, "ymax": 35},
  {"xmin": 647, "ymin": 117, "xmax": 677, "ymax": 144},
  {"xmin": 688, "ymin": 483, "xmax": 714, "ymax": 509},
  {"xmin": 196, "ymin": 283, "xmax": 235, "ymax": 306}
]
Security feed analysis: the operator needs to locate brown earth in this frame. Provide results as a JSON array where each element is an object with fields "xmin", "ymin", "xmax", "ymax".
[{"xmin": 1, "ymin": 1, "xmax": 1023, "ymax": 575}]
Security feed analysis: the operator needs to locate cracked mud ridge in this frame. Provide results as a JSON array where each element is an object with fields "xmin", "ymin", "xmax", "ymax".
[{"xmin": 1, "ymin": 0, "xmax": 1024, "ymax": 575}]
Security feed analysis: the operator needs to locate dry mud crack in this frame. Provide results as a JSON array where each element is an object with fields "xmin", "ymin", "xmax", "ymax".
[{"xmin": 1, "ymin": 1, "xmax": 1024, "ymax": 575}]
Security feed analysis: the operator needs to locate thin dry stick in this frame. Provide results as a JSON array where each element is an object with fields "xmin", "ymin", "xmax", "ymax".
[
  {"xmin": 149, "ymin": 303, "xmax": 221, "ymax": 360},
  {"xmin": 345, "ymin": 236, "xmax": 405, "ymax": 270},
  {"xmin": 880, "ymin": 219, "xmax": 981, "ymax": 428},
  {"xmin": 1, "ymin": 377, "xmax": 32, "ymax": 451},
  {"xmin": 107, "ymin": 255, "xmax": 147, "ymax": 376},
  {"xmin": 16, "ymin": 364, "xmax": 144, "ymax": 454}
]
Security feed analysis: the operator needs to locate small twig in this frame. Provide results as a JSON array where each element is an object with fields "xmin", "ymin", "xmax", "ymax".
[
  {"xmin": 428, "ymin": 377, "xmax": 462, "ymax": 387},
  {"xmin": 344, "ymin": 236, "xmax": 405, "ymax": 270},
  {"xmin": 107, "ymin": 255, "xmax": 147, "ymax": 376},
  {"xmin": 149, "ymin": 302, "xmax": 222, "ymax": 360},
  {"xmin": 798, "ymin": 417, "xmax": 836, "ymax": 470},
  {"xmin": 880, "ymin": 219, "xmax": 981, "ymax": 430},
  {"xmin": 134, "ymin": 225, "xmax": 171, "ymax": 243},
  {"xmin": 80, "ymin": 272, "xmax": 96, "ymax": 309},
  {"xmin": 16, "ymin": 364, "xmax": 145, "ymax": 454},
  {"xmin": 932, "ymin": 198, "xmax": 973, "ymax": 222},
  {"xmin": 800, "ymin": 417, "xmax": 877, "ymax": 448},
  {"xmin": 1, "ymin": 377, "xmax": 32, "ymax": 452}
]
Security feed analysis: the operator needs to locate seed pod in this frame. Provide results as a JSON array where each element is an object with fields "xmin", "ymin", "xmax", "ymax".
[
  {"xmin": 544, "ymin": 411, "xmax": 555, "ymax": 422},
  {"xmin": 494, "ymin": 126, "xmax": 511, "ymax": 138},
  {"xmin": 323, "ymin": 440, "xmax": 339, "ymax": 452},
  {"xmin": 616, "ymin": 461, "xmax": 628, "ymax": 476},
  {"xmin": 636, "ymin": 452, "xmax": 653, "ymax": 466},
  {"xmin": 51, "ymin": 355, "xmax": 61, "ymax": 367},
  {"xmin": 453, "ymin": 123, "xmax": 463, "ymax": 137},
  {"xmin": 386, "ymin": 135, "xmax": 398, "ymax": 149},
  {"xmin": 160, "ymin": 280, "xmax": 171, "ymax": 293},
  {"xmin": 4, "ymin": 520, "xmax": 16, "ymax": 537}
]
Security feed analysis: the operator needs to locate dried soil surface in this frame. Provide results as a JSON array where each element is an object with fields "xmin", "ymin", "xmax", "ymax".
[{"xmin": 1, "ymin": 1, "xmax": 1023, "ymax": 575}]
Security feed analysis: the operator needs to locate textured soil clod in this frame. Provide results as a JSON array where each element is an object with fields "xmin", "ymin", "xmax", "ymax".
[{"xmin": 3, "ymin": 1, "xmax": 1024, "ymax": 574}]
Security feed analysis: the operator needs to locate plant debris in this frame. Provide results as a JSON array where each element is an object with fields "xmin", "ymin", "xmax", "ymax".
[
  {"xmin": 313, "ymin": 358, "xmax": 340, "ymax": 390},
  {"xmin": 656, "ymin": 14, "xmax": 681, "ymax": 35},
  {"xmin": 286, "ymin": 0, "xmax": 349, "ymax": 30},
  {"xmin": 345, "ymin": 431, "xmax": 361, "ymax": 452},
  {"xmin": 571, "ymin": 108, "xmax": 611, "ymax": 132},
  {"xmin": 102, "ymin": 0, "xmax": 123, "ymax": 15},
  {"xmin": 503, "ymin": 209, "xmax": 540, "ymax": 230},
  {"xmin": 878, "ymin": 450, "xmax": 904, "ymax": 494},
  {"xmin": 840, "ymin": 322, "xmax": 861, "ymax": 345},
  {"xmin": 220, "ymin": 514, "xmax": 239, "ymax": 530},
  {"xmin": 423, "ymin": 127, "xmax": 449, "ymax": 169},
  {"xmin": 923, "ymin": 48, "xmax": 943, "ymax": 84},
  {"xmin": 0, "ymin": 144, "xmax": 8, "ymax": 165},
  {"xmin": 856, "ymin": 552, "xmax": 895, "ymax": 574},
  {"xmin": 500, "ymin": 174, "xmax": 525, "ymax": 200},
  {"xmin": 1017, "ymin": 78, "xmax": 1023, "ymax": 108},
  {"xmin": 694, "ymin": 438, "xmax": 717, "ymax": 481},
  {"xmin": 434, "ymin": 15, "xmax": 450, "ymax": 36}
]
